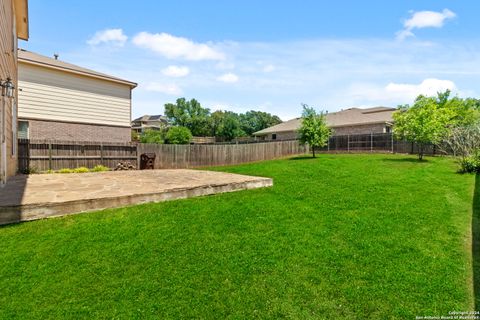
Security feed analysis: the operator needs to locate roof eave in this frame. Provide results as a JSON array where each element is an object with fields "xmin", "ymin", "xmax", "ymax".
[{"xmin": 18, "ymin": 58, "xmax": 138, "ymax": 88}]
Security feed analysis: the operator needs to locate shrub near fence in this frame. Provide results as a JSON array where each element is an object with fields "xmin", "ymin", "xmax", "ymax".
[{"xmin": 18, "ymin": 139, "xmax": 137, "ymax": 173}]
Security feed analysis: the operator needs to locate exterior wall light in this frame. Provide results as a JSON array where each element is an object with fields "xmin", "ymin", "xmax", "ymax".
[{"xmin": 1, "ymin": 78, "xmax": 15, "ymax": 98}]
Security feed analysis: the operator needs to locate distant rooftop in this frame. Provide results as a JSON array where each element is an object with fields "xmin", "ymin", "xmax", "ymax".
[
  {"xmin": 254, "ymin": 106, "xmax": 396, "ymax": 135},
  {"xmin": 18, "ymin": 49, "xmax": 137, "ymax": 88},
  {"xmin": 132, "ymin": 115, "xmax": 168, "ymax": 122}
]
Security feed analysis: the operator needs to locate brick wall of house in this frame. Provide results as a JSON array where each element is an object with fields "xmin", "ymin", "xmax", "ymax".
[
  {"xmin": 23, "ymin": 119, "xmax": 131, "ymax": 143},
  {"xmin": 332, "ymin": 123, "xmax": 389, "ymax": 136},
  {"xmin": 274, "ymin": 131, "xmax": 299, "ymax": 140}
]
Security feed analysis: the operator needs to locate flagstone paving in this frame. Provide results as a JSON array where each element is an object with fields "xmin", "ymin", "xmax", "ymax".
[{"xmin": 0, "ymin": 170, "xmax": 273, "ymax": 225}]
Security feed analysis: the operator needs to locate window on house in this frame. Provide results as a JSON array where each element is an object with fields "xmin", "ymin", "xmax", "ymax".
[
  {"xmin": 385, "ymin": 126, "xmax": 392, "ymax": 133},
  {"xmin": 18, "ymin": 121, "xmax": 29, "ymax": 140},
  {"xmin": 272, "ymin": 133, "xmax": 277, "ymax": 140}
]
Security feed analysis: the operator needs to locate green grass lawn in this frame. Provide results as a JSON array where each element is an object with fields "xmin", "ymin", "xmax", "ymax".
[{"xmin": 0, "ymin": 154, "xmax": 477, "ymax": 319}]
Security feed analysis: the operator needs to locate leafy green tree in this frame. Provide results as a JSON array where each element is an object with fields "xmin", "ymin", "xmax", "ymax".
[
  {"xmin": 219, "ymin": 112, "xmax": 245, "ymax": 141},
  {"xmin": 209, "ymin": 110, "xmax": 226, "ymax": 137},
  {"xmin": 298, "ymin": 104, "xmax": 331, "ymax": 158},
  {"xmin": 164, "ymin": 98, "xmax": 211, "ymax": 136},
  {"xmin": 165, "ymin": 126, "xmax": 192, "ymax": 144},
  {"xmin": 393, "ymin": 96, "xmax": 452, "ymax": 160},
  {"xmin": 140, "ymin": 129, "xmax": 164, "ymax": 144},
  {"xmin": 394, "ymin": 90, "xmax": 480, "ymax": 160},
  {"xmin": 239, "ymin": 111, "xmax": 282, "ymax": 136},
  {"xmin": 209, "ymin": 110, "xmax": 245, "ymax": 141}
]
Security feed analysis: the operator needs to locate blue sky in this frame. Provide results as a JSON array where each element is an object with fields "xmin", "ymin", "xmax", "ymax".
[{"xmin": 22, "ymin": 1, "xmax": 480, "ymax": 120}]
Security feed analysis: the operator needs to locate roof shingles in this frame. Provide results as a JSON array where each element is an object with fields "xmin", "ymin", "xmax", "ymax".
[{"xmin": 254, "ymin": 107, "xmax": 395, "ymax": 135}]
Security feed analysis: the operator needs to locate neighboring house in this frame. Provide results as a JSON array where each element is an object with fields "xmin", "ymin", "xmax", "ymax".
[
  {"xmin": 131, "ymin": 115, "xmax": 169, "ymax": 134},
  {"xmin": 17, "ymin": 49, "xmax": 137, "ymax": 143},
  {"xmin": 254, "ymin": 107, "xmax": 395, "ymax": 140},
  {"xmin": 0, "ymin": 0, "xmax": 29, "ymax": 184}
]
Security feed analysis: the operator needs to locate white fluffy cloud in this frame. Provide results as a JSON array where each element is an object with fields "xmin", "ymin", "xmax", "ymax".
[
  {"xmin": 132, "ymin": 32, "xmax": 225, "ymax": 61},
  {"xmin": 263, "ymin": 64, "xmax": 276, "ymax": 72},
  {"xmin": 145, "ymin": 82, "xmax": 182, "ymax": 95},
  {"xmin": 397, "ymin": 9, "xmax": 456, "ymax": 40},
  {"xmin": 217, "ymin": 73, "xmax": 239, "ymax": 83},
  {"xmin": 87, "ymin": 29, "xmax": 128, "ymax": 46},
  {"xmin": 162, "ymin": 65, "xmax": 190, "ymax": 77},
  {"xmin": 385, "ymin": 78, "xmax": 456, "ymax": 99}
]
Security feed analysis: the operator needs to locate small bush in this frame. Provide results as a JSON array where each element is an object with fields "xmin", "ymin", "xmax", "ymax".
[
  {"xmin": 46, "ymin": 169, "xmax": 54, "ymax": 174},
  {"xmin": 21, "ymin": 167, "xmax": 38, "ymax": 174},
  {"xmin": 140, "ymin": 129, "xmax": 165, "ymax": 144},
  {"xmin": 91, "ymin": 165, "xmax": 109, "ymax": 172},
  {"xmin": 458, "ymin": 152, "xmax": 480, "ymax": 174},
  {"xmin": 166, "ymin": 126, "xmax": 192, "ymax": 144},
  {"xmin": 73, "ymin": 167, "xmax": 90, "ymax": 173},
  {"xmin": 57, "ymin": 168, "xmax": 74, "ymax": 174}
]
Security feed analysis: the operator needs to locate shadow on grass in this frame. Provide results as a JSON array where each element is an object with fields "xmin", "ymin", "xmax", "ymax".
[
  {"xmin": 473, "ymin": 174, "xmax": 480, "ymax": 309},
  {"xmin": 289, "ymin": 155, "xmax": 315, "ymax": 161},
  {"xmin": 382, "ymin": 157, "xmax": 428, "ymax": 163}
]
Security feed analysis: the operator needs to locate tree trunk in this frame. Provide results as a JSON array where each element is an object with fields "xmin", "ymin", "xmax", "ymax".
[
  {"xmin": 418, "ymin": 144, "xmax": 424, "ymax": 161},
  {"xmin": 312, "ymin": 146, "xmax": 316, "ymax": 158}
]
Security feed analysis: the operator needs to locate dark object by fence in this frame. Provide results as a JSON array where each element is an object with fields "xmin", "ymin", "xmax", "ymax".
[{"xmin": 140, "ymin": 153, "xmax": 156, "ymax": 170}]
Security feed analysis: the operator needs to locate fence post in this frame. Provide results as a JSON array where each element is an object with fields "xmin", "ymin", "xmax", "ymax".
[
  {"xmin": 48, "ymin": 143, "xmax": 52, "ymax": 171},
  {"xmin": 391, "ymin": 134, "xmax": 394, "ymax": 153},
  {"xmin": 370, "ymin": 133, "xmax": 373, "ymax": 152},
  {"xmin": 100, "ymin": 143, "xmax": 104, "ymax": 166},
  {"xmin": 347, "ymin": 135, "xmax": 350, "ymax": 152}
]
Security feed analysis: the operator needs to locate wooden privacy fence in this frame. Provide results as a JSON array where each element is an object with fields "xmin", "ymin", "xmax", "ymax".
[
  {"xmin": 18, "ymin": 139, "xmax": 137, "ymax": 172},
  {"xmin": 18, "ymin": 139, "xmax": 308, "ymax": 172},
  {"xmin": 17, "ymin": 134, "xmax": 448, "ymax": 173},
  {"xmin": 138, "ymin": 140, "xmax": 308, "ymax": 169}
]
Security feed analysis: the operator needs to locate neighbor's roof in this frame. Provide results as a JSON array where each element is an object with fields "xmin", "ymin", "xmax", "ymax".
[
  {"xmin": 18, "ymin": 49, "xmax": 137, "ymax": 88},
  {"xmin": 254, "ymin": 107, "xmax": 395, "ymax": 135},
  {"xmin": 132, "ymin": 115, "xmax": 168, "ymax": 122},
  {"xmin": 14, "ymin": 0, "xmax": 29, "ymax": 40}
]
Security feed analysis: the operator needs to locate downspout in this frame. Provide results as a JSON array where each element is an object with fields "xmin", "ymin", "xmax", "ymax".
[{"xmin": 0, "ymin": 94, "xmax": 5, "ymax": 185}]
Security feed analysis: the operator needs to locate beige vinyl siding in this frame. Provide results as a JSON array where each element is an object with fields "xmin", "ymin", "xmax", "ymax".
[
  {"xmin": 18, "ymin": 63, "xmax": 131, "ymax": 127},
  {"xmin": 0, "ymin": 0, "xmax": 18, "ymax": 180}
]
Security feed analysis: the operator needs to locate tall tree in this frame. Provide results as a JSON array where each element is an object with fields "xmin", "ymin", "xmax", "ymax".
[
  {"xmin": 210, "ymin": 110, "xmax": 244, "ymax": 141},
  {"xmin": 298, "ymin": 104, "xmax": 331, "ymax": 158},
  {"xmin": 393, "ymin": 90, "xmax": 480, "ymax": 160},
  {"xmin": 393, "ymin": 95, "xmax": 452, "ymax": 160},
  {"xmin": 164, "ymin": 98, "xmax": 211, "ymax": 136},
  {"xmin": 239, "ymin": 111, "xmax": 282, "ymax": 136}
]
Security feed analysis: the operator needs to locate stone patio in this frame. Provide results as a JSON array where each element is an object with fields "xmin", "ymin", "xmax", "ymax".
[{"xmin": 0, "ymin": 170, "xmax": 273, "ymax": 225}]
